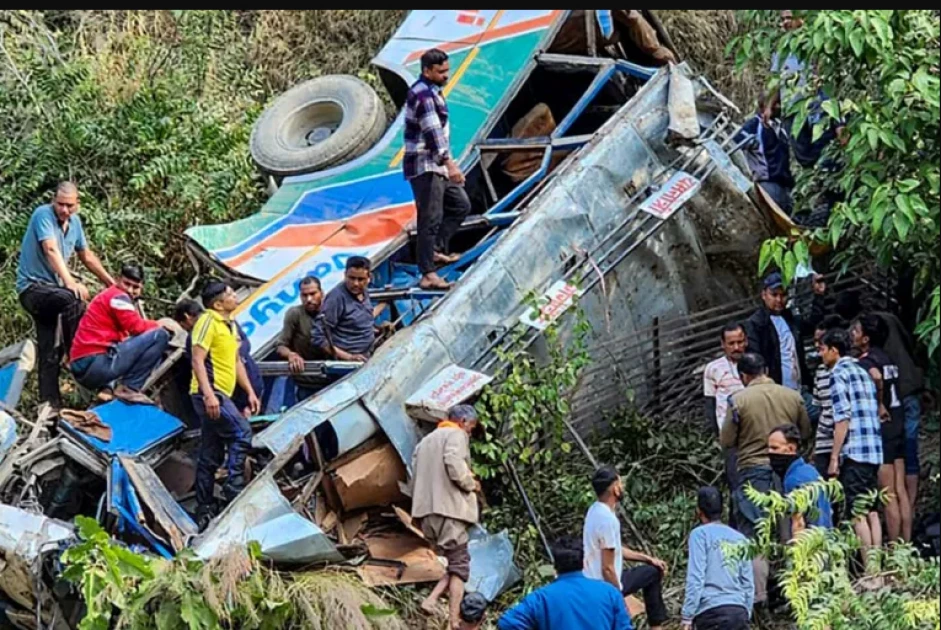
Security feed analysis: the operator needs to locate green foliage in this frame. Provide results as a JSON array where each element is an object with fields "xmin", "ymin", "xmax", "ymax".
[
  {"xmin": 0, "ymin": 10, "xmax": 404, "ymax": 346},
  {"xmin": 472, "ymin": 307, "xmax": 592, "ymax": 478},
  {"xmin": 60, "ymin": 518, "xmax": 405, "ymax": 629},
  {"xmin": 483, "ymin": 404, "xmax": 723, "ymax": 603},
  {"xmin": 724, "ymin": 482, "xmax": 941, "ymax": 630},
  {"xmin": 732, "ymin": 10, "xmax": 941, "ymax": 357}
]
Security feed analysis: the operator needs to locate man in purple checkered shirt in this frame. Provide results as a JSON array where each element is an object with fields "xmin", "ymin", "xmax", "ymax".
[
  {"xmin": 820, "ymin": 327, "xmax": 883, "ymax": 572},
  {"xmin": 404, "ymin": 48, "xmax": 471, "ymax": 291}
]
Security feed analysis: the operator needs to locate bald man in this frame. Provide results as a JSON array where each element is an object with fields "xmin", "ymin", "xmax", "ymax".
[{"xmin": 17, "ymin": 182, "xmax": 113, "ymax": 407}]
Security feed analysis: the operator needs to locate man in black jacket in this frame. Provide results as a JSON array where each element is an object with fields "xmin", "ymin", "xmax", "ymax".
[{"xmin": 745, "ymin": 272, "xmax": 825, "ymax": 391}]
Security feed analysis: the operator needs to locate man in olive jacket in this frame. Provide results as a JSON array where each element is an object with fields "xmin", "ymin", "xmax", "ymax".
[
  {"xmin": 720, "ymin": 352, "xmax": 811, "ymax": 605},
  {"xmin": 411, "ymin": 404, "xmax": 481, "ymax": 629}
]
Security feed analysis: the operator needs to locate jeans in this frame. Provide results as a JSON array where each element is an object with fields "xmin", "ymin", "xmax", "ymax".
[
  {"xmin": 735, "ymin": 465, "xmax": 774, "ymax": 539},
  {"xmin": 621, "ymin": 565, "xmax": 668, "ymax": 627},
  {"xmin": 694, "ymin": 605, "xmax": 750, "ymax": 630},
  {"xmin": 192, "ymin": 393, "xmax": 252, "ymax": 522},
  {"xmin": 409, "ymin": 172, "xmax": 471, "ymax": 274},
  {"xmin": 70, "ymin": 328, "xmax": 170, "ymax": 392},
  {"xmin": 19, "ymin": 284, "xmax": 86, "ymax": 406},
  {"xmin": 903, "ymin": 395, "xmax": 922, "ymax": 475}
]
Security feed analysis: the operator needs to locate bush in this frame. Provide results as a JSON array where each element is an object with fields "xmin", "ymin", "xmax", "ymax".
[{"xmin": 726, "ymin": 483, "xmax": 941, "ymax": 630}]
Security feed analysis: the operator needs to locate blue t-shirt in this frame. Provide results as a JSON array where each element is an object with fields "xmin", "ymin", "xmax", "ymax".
[
  {"xmin": 16, "ymin": 205, "xmax": 88, "ymax": 294},
  {"xmin": 498, "ymin": 572, "xmax": 633, "ymax": 630},
  {"xmin": 784, "ymin": 458, "xmax": 833, "ymax": 529}
]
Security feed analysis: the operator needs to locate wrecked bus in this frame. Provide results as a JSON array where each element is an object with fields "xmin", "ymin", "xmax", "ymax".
[{"xmin": 0, "ymin": 10, "xmax": 774, "ymax": 627}]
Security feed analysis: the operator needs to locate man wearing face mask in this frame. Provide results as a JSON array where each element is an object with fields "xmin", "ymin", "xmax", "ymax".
[
  {"xmin": 720, "ymin": 353, "xmax": 811, "ymax": 606},
  {"xmin": 768, "ymin": 424, "xmax": 833, "ymax": 535}
]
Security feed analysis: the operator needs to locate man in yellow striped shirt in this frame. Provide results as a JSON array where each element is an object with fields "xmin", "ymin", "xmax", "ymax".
[{"xmin": 190, "ymin": 281, "xmax": 259, "ymax": 530}]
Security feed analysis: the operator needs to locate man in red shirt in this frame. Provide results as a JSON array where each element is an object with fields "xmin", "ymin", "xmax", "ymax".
[{"xmin": 70, "ymin": 264, "xmax": 171, "ymax": 395}]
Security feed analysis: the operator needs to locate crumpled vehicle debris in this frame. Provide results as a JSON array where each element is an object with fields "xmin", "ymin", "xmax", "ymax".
[{"xmin": 0, "ymin": 505, "xmax": 74, "ymax": 623}]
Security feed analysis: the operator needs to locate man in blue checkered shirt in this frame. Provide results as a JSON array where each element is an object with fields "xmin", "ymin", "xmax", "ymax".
[
  {"xmin": 820, "ymin": 327, "xmax": 883, "ymax": 571},
  {"xmin": 404, "ymin": 48, "xmax": 471, "ymax": 291}
]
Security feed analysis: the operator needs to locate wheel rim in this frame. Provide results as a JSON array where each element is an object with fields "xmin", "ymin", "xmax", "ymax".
[{"xmin": 280, "ymin": 101, "xmax": 344, "ymax": 150}]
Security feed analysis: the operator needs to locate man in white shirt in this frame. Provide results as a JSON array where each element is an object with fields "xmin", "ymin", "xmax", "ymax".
[
  {"xmin": 703, "ymin": 322, "xmax": 747, "ymax": 528},
  {"xmin": 584, "ymin": 466, "xmax": 669, "ymax": 630}
]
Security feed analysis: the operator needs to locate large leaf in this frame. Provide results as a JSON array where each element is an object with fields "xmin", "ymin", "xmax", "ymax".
[
  {"xmin": 895, "ymin": 194, "xmax": 916, "ymax": 224},
  {"xmin": 893, "ymin": 212, "xmax": 912, "ymax": 242}
]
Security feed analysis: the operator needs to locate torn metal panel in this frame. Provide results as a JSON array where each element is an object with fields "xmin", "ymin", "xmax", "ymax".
[
  {"xmin": 0, "ymin": 339, "xmax": 35, "ymax": 412},
  {"xmin": 466, "ymin": 528, "xmax": 521, "ymax": 602},
  {"xmin": 192, "ymin": 474, "xmax": 343, "ymax": 565},
  {"xmin": 120, "ymin": 456, "xmax": 198, "ymax": 553},
  {"xmin": 360, "ymin": 324, "xmax": 453, "ymax": 468},
  {"xmin": 253, "ymin": 378, "xmax": 373, "ymax": 457},
  {"xmin": 405, "ymin": 365, "xmax": 493, "ymax": 423},
  {"xmin": 667, "ymin": 64, "xmax": 699, "ymax": 140},
  {"xmin": 0, "ymin": 505, "xmax": 74, "ymax": 611},
  {"xmin": 702, "ymin": 138, "xmax": 752, "ymax": 194},
  {"xmin": 332, "ymin": 443, "xmax": 407, "ymax": 512},
  {"xmin": 0, "ymin": 410, "xmax": 17, "ymax": 464}
]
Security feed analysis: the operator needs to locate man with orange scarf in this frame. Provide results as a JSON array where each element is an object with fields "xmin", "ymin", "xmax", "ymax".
[{"xmin": 410, "ymin": 405, "xmax": 481, "ymax": 630}]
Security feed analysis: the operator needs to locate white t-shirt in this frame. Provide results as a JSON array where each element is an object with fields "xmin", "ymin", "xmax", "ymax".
[
  {"xmin": 771, "ymin": 315, "xmax": 801, "ymax": 391},
  {"xmin": 583, "ymin": 502, "xmax": 623, "ymax": 590},
  {"xmin": 703, "ymin": 357, "xmax": 745, "ymax": 431}
]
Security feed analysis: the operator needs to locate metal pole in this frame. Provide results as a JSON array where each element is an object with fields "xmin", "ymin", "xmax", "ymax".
[{"xmin": 505, "ymin": 460, "xmax": 554, "ymax": 563}]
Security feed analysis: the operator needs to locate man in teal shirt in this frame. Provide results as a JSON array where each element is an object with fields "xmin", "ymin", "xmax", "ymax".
[
  {"xmin": 16, "ymin": 182, "xmax": 113, "ymax": 407},
  {"xmin": 498, "ymin": 537, "xmax": 632, "ymax": 630}
]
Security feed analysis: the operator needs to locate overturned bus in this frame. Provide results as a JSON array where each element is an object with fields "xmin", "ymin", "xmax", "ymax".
[{"xmin": 0, "ymin": 10, "xmax": 775, "ymax": 627}]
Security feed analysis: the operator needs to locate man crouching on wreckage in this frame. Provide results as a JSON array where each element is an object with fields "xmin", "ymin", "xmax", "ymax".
[{"xmin": 409, "ymin": 404, "xmax": 482, "ymax": 629}]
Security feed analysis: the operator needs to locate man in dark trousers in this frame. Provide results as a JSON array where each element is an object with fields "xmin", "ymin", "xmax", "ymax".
[
  {"xmin": 16, "ymin": 181, "xmax": 114, "ymax": 407},
  {"xmin": 820, "ymin": 328, "xmax": 883, "ymax": 574},
  {"xmin": 720, "ymin": 352, "xmax": 811, "ymax": 605},
  {"xmin": 403, "ymin": 48, "xmax": 471, "ymax": 291},
  {"xmin": 190, "ymin": 281, "xmax": 260, "ymax": 530},
  {"xmin": 745, "ymin": 272, "xmax": 825, "ymax": 391},
  {"xmin": 740, "ymin": 94, "xmax": 795, "ymax": 214},
  {"xmin": 583, "ymin": 466, "xmax": 669, "ymax": 630}
]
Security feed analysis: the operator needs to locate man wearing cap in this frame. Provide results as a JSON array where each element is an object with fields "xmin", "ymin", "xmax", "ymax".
[
  {"xmin": 681, "ymin": 487, "xmax": 754, "ymax": 630},
  {"xmin": 190, "ymin": 281, "xmax": 260, "ymax": 530},
  {"xmin": 745, "ymin": 271, "xmax": 825, "ymax": 391},
  {"xmin": 498, "ymin": 536, "xmax": 633, "ymax": 630},
  {"xmin": 410, "ymin": 404, "xmax": 481, "ymax": 630}
]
